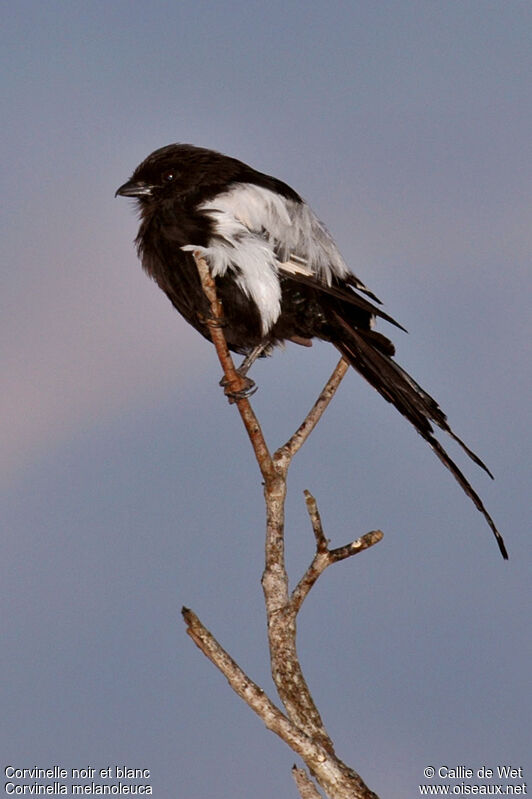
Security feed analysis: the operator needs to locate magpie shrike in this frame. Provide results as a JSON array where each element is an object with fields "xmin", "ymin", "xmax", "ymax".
[{"xmin": 116, "ymin": 143, "xmax": 507, "ymax": 559}]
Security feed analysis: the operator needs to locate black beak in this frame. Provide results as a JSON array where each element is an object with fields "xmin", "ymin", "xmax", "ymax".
[{"xmin": 115, "ymin": 180, "xmax": 153, "ymax": 198}]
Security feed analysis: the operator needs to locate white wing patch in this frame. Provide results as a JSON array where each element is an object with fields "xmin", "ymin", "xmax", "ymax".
[
  {"xmin": 183, "ymin": 182, "xmax": 368, "ymax": 336},
  {"xmin": 181, "ymin": 192, "xmax": 282, "ymax": 334},
  {"xmin": 197, "ymin": 183, "xmax": 350, "ymax": 283}
]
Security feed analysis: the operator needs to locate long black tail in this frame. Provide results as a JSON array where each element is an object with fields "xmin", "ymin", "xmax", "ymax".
[{"xmin": 331, "ymin": 312, "xmax": 508, "ymax": 559}]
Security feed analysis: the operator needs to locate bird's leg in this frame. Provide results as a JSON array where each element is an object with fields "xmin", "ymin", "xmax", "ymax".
[
  {"xmin": 237, "ymin": 343, "xmax": 269, "ymax": 377},
  {"xmin": 220, "ymin": 343, "xmax": 268, "ymax": 403}
]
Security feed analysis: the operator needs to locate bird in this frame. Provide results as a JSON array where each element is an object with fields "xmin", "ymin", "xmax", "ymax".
[{"xmin": 116, "ymin": 143, "xmax": 507, "ymax": 559}]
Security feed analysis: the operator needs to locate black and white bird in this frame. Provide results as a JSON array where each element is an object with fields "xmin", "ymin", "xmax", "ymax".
[{"xmin": 116, "ymin": 143, "xmax": 507, "ymax": 559}]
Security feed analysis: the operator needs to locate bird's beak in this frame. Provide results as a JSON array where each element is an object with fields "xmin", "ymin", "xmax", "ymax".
[{"xmin": 115, "ymin": 180, "xmax": 153, "ymax": 198}]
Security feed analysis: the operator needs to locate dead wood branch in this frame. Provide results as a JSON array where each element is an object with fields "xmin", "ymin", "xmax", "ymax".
[
  {"xmin": 277, "ymin": 357, "xmax": 350, "ymax": 464},
  {"xmin": 182, "ymin": 606, "xmax": 379, "ymax": 799},
  {"xmin": 289, "ymin": 491, "xmax": 384, "ymax": 615},
  {"xmin": 185, "ymin": 252, "xmax": 382, "ymax": 799},
  {"xmin": 193, "ymin": 251, "xmax": 275, "ymax": 484},
  {"xmin": 292, "ymin": 766, "xmax": 324, "ymax": 799}
]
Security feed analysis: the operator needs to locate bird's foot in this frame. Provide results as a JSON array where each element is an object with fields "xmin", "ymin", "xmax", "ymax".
[
  {"xmin": 219, "ymin": 372, "xmax": 257, "ymax": 404},
  {"xmin": 197, "ymin": 311, "xmax": 227, "ymax": 329}
]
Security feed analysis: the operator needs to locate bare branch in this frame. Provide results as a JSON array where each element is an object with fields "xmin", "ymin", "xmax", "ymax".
[
  {"xmin": 292, "ymin": 765, "xmax": 324, "ymax": 799},
  {"xmin": 276, "ymin": 357, "xmax": 349, "ymax": 467},
  {"xmin": 182, "ymin": 607, "xmax": 301, "ymax": 744},
  {"xmin": 261, "ymin": 362, "xmax": 353, "ymax": 756},
  {"xmin": 193, "ymin": 251, "xmax": 275, "ymax": 484},
  {"xmin": 182, "ymin": 607, "xmax": 379, "ymax": 799},
  {"xmin": 288, "ymin": 491, "xmax": 383, "ymax": 615},
  {"xmin": 193, "ymin": 251, "xmax": 344, "ymax": 752},
  {"xmin": 191, "ymin": 252, "xmax": 381, "ymax": 798},
  {"xmin": 329, "ymin": 531, "xmax": 384, "ymax": 562},
  {"xmin": 291, "ymin": 529, "xmax": 384, "ymax": 616},
  {"xmin": 262, "ymin": 479, "xmax": 335, "ymax": 754},
  {"xmin": 304, "ymin": 489, "xmax": 329, "ymax": 552}
]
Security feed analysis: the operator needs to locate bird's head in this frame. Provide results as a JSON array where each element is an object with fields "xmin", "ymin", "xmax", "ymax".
[{"xmin": 115, "ymin": 143, "xmax": 242, "ymax": 205}]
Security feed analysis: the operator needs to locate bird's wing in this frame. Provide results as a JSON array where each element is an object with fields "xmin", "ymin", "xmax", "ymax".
[
  {"xmin": 198, "ymin": 182, "xmax": 380, "ymax": 296},
  {"xmin": 278, "ymin": 260, "xmax": 406, "ymax": 331},
  {"xmin": 196, "ymin": 181, "xmax": 399, "ymax": 327}
]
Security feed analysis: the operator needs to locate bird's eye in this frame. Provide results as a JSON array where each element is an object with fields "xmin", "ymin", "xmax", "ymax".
[{"xmin": 161, "ymin": 169, "xmax": 177, "ymax": 183}]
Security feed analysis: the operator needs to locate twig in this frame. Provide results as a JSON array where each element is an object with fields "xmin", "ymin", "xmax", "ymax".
[
  {"xmin": 304, "ymin": 490, "xmax": 329, "ymax": 552},
  {"xmin": 290, "ymin": 491, "xmax": 383, "ymax": 614},
  {"xmin": 276, "ymin": 358, "xmax": 349, "ymax": 468},
  {"xmin": 182, "ymin": 607, "xmax": 306, "ymax": 748},
  {"xmin": 193, "ymin": 251, "xmax": 275, "ymax": 484},
  {"xmin": 292, "ymin": 765, "xmax": 324, "ymax": 799}
]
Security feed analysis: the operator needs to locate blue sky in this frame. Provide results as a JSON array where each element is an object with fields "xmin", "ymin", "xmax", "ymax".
[{"xmin": 2, "ymin": 2, "xmax": 530, "ymax": 796}]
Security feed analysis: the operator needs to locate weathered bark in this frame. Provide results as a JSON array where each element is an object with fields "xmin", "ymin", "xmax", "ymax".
[{"xmin": 181, "ymin": 253, "xmax": 383, "ymax": 798}]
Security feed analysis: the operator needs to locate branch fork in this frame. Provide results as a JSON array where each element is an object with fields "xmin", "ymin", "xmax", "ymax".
[{"xmin": 181, "ymin": 252, "xmax": 383, "ymax": 799}]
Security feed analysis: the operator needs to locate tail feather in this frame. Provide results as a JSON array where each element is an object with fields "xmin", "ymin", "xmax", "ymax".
[{"xmin": 331, "ymin": 312, "xmax": 508, "ymax": 559}]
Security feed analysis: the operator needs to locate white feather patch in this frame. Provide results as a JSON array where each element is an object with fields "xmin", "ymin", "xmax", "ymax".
[
  {"xmin": 183, "ymin": 182, "xmax": 369, "ymax": 336},
  {"xmin": 197, "ymin": 183, "xmax": 350, "ymax": 283},
  {"xmin": 181, "ymin": 217, "xmax": 281, "ymax": 336}
]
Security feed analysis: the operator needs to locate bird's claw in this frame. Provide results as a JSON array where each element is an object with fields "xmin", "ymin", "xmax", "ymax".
[
  {"xmin": 220, "ymin": 373, "xmax": 257, "ymax": 403},
  {"xmin": 197, "ymin": 311, "xmax": 227, "ymax": 329}
]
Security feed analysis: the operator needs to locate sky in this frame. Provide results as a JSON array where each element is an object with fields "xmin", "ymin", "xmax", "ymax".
[{"xmin": 1, "ymin": 2, "xmax": 531, "ymax": 797}]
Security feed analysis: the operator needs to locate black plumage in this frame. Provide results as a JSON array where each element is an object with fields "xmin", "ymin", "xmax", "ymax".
[{"xmin": 116, "ymin": 143, "xmax": 507, "ymax": 559}]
